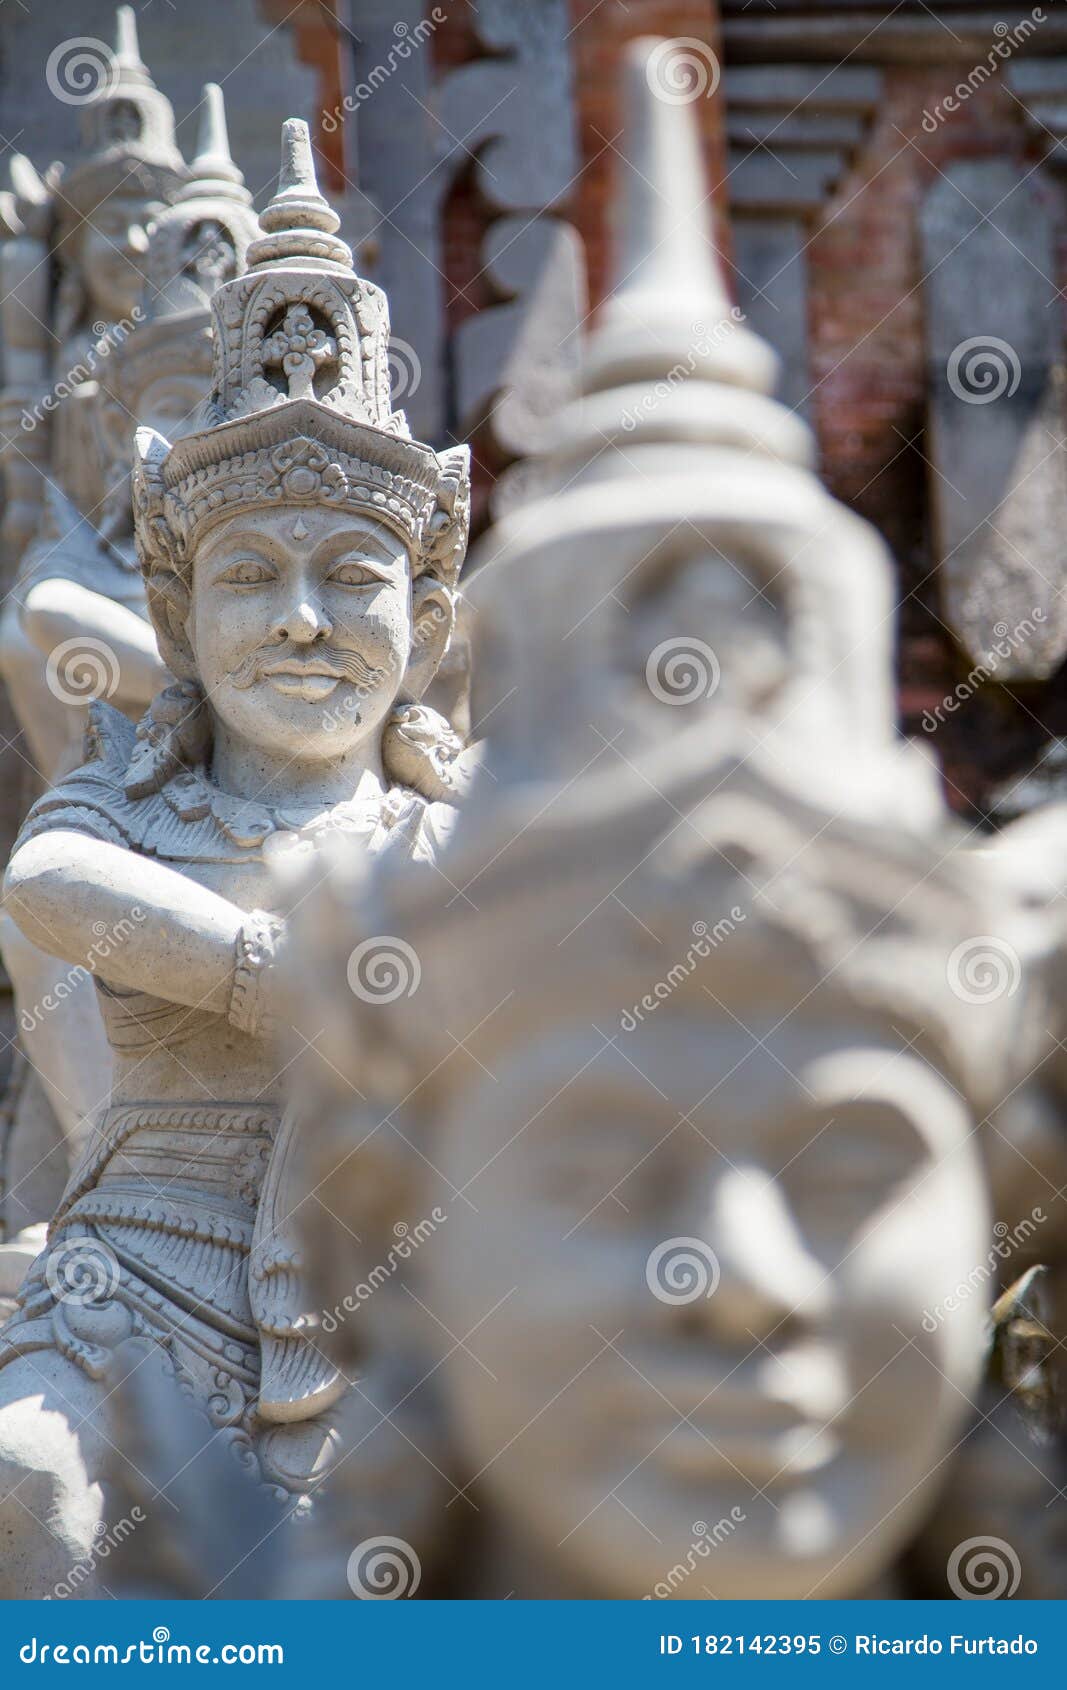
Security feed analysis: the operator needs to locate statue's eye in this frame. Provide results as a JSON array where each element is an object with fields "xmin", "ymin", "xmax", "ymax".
[
  {"xmin": 328, "ymin": 561, "xmax": 380, "ymax": 587},
  {"xmin": 219, "ymin": 559, "xmax": 274, "ymax": 586}
]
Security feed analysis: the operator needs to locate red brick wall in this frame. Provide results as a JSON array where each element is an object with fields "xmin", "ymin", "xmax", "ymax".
[
  {"xmin": 808, "ymin": 66, "xmax": 1064, "ymax": 815},
  {"xmin": 274, "ymin": 3, "xmax": 1049, "ymax": 815},
  {"xmin": 433, "ymin": 2, "xmax": 725, "ymax": 517},
  {"xmin": 567, "ymin": 0, "xmax": 725, "ymax": 314}
]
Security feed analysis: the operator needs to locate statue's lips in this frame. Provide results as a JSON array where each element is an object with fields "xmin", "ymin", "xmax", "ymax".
[
  {"xmin": 652, "ymin": 1412, "xmax": 838, "ymax": 1487},
  {"xmin": 259, "ymin": 660, "xmax": 345, "ymax": 700},
  {"xmin": 639, "ymin": 1364, "xmax": 842, "ymax": 1484}
]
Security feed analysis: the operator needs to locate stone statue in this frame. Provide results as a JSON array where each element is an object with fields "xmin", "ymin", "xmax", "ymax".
[
  {"xmin": 0, "ymin": 10, "xmax": 189, "ymax": 1268},
  {"xmin": 276, "ymin": 40, "xmax": 1061, "ymax": 1601},
  {"xmin": 18, "ymin": 80, "xmax": 260, "ymax": 754},
  {"xmin": 0, "ymin": 77, "xmax": 261, "ymax": 1283},
  {"xmin": 0, "ymin": 117, "xmax": 471, "ymax": 1599},
  {"xmin": 0, "ymin": 7, "xmax": 188, "ymax": 776}
]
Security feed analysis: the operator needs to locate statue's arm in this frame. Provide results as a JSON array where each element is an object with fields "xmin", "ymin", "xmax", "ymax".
[
  {"xmin": 22, "ymin": 579, "xmax": 168, "ymax": 710},
  {"xmin": 3, "ymin": 828, "xmax": 246, "ymax": 1017}
]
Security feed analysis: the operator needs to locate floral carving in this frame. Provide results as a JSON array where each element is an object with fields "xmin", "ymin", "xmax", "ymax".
[{"xmin": 262, "ymin": 305, "xmax": 337, "ymax": 401}]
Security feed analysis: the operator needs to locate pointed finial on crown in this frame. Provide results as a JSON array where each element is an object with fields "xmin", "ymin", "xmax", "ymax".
[
  {"xmin": 582, "ymin": 35, "xmax": 775, "ymax": 399},
  {"xmin": 114, "ymin": 5, "xmax": 145, "ymax": 76},
  {"xmin": 246, "ymin": 118, "xmax": 351, "ymax": 270},
  {"xmin": 57, "ymin": 4, "xmax": 185, "ymax": 221},
  {"xmin": 176, "ymin": 82, "xmax": 251, "ymax": 206}
]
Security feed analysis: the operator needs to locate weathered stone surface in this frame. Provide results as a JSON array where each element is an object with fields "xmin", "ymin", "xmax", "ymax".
[
  {"xmin": 454, "ymin": 217, "xmax": 586, "ymax": 454},
  {"xmin": 277, "ymin": 39, "xmax": 1054, "ymax": 1603},
  {"xmin": 726, "ymin": 63, "xmax": 881, "ymax": 415},
  {"xmin": 0, "ymin": 0, "xmax": 316, "ymax": 212},
  {"xmin": 921, "ymin": 160, "xmax": 1067, "ymax": 677},
  {"xmin": 0, "ymin": 118, "xmax": 473, "ymax": 1598},
  {"xmin": 352, "ymin": 0, "xmax": 577, "ymax": 446},
  {"xmin": 0, "ymin": 51, "xmax": 265, "ymax": 1263}
]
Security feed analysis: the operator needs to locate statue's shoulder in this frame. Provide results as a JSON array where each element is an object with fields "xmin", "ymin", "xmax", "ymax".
[{"xmin": 16, "ymin": 701, "xmax": 143, "ymax": 851}]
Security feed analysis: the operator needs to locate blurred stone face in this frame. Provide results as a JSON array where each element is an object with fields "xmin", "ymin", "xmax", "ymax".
[
  {"xmin": 426, "ymin": 1009, "xmax": 989, "ymax": 1597},
  {"xmin": 80, "ymin": 197, "xmax": 158, "ymax": 323}
]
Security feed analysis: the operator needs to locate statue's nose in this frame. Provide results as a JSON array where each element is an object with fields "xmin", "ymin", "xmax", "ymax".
[{"xmin": 275, "ymin": 597, "xmax": 332, "ymax": 644}]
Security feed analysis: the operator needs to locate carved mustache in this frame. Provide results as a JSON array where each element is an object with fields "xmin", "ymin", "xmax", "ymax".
[{"xmin": 229, "ymin": 642, "xmax": 380, "ymax": 690}]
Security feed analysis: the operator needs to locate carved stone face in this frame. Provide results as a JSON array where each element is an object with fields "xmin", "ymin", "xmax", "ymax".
[
  {"xmin": 188, "ymin": 505, "xmax": 415, "ymax": 766},
  {"xmin": 426, "ymin": 1010, "xmax": 988, "ymax": 1597},
  {"xmin": 137, "ymin": 375, "xmax": 210, "ymax": 445},
  {"xmin": 80, "ymin": 194, "xmax": 157, "ymax": 323}
]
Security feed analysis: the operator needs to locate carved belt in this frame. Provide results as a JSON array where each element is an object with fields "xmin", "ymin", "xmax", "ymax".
[
  {"xmin": 39, "ymin": 1103, "xmax": 281, "ymax": 1337},
  {"xmin": 91, "ymin": 1101, "xmax": 279, "ymax": 1210},
  {"xmin": 58, "ymin": 1101, "xmax": 280, "ymax": 1223}
]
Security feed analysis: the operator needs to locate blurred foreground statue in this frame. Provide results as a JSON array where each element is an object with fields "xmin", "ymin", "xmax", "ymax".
[
  {"xmin": 0, "ymin": 66, "xmax": 261, "ymax": 1274},
  {"xmin": 0, "ymin": 118, "xmax": 471, "ymax": 1598},
  {"xmin": 275, "ymin": 40, "xmax": 1065, "ymax": 1600}
]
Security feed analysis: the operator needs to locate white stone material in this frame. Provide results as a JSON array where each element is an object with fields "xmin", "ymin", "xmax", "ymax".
[{"xmin": 0, "ymin": 117, "xmax": 472, "ymax": 1598}]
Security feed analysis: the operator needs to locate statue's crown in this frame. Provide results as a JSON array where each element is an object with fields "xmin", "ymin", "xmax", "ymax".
[
  {"xmin": 133, "ymin": 119, "xmax": 470, "ymax": 583},
  {"xmin": 202, "ymin": 118, "xmax": 401, "ymax": 434},
  {"xmin": 137, "ymin": 83, "xmax": 260, "ymax": 322},
  {"xmin": 57, "ymin": 7, "xmax": 187, "ymax": 222}
]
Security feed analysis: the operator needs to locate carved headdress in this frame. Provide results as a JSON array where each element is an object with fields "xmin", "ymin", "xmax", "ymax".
[
  {"xmin": 54, "ymin": 7, "xmax": 187, "ymax": 230},
  {"xmin": 132, "ymin": 118, "xmax": 470, "ymax": 605},
  {"xmin": 93, "ymin": 86, "xmax": 262, "ymax": 546}
]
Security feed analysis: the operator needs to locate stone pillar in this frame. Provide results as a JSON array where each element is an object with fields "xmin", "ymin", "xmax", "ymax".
[
  {"xmin": 726, "ymin": 63, "xmax": 882, "ymax": 416},
  {"xmin": 921, "ymin": 160, "xmax": 1067, "ymax": 680}
]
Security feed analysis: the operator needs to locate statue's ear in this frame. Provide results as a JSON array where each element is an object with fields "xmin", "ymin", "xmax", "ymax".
[
  {"xmin": 133, "ymin": 425, "xmax": 198, "ymax": 681},
  {"xmin": 400, "ymin": 575, "xmax": 455, "ymax": 703},
  {"xmin": 145, "ymin": 570, "xmax": 197, "ymax": 681}
]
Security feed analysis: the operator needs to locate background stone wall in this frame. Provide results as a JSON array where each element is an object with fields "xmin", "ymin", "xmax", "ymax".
[{"xmin": 5, "ymin": 0, "xmax": 1067, "ymax": 825}]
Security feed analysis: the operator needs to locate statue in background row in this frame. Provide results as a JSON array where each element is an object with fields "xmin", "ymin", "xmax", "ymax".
[
  {"xmin": 0, "ymin": 14, "xmax": 261, "ymax": 1266},
  {"xmin": 0, "ymin": 117, "xmax": 471, "ymax": 1599}
]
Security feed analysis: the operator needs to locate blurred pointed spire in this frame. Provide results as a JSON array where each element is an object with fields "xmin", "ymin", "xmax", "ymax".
[
  {"xmin": 247, "ymin": 118, "xmax": 351, "ymax": 270},
  {"xmin": 582, "ymin": 35, "xmax": 775, "ymax": 399},
  {"xmin": 114, "ymin": 5, "xmax": 140, "ymax": 63},
  {"xmin": 177, "ymin": 83, "xmax": 251, "ymax": 205},
  {"xmin": 112, "ymin": 4, "xmax": 152, "ymax": 87},
  {"xmin": 57, "ymin": 4, "xmax": 185, "ymax": 220}
]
